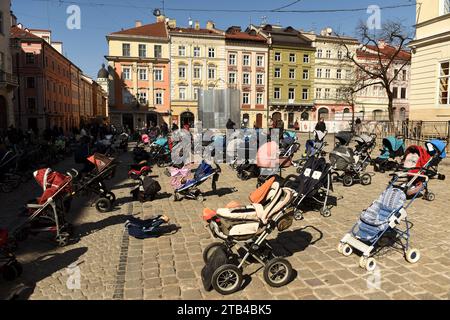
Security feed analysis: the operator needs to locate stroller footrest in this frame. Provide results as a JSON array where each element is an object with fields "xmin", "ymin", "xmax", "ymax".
[{"xmin": 341, "ymin": 233, "xmax": 374, "ymax": 256}]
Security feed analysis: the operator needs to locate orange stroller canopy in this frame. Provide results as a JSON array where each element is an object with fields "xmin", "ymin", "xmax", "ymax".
[{"xmin": 87, "ymin": 153, "xmax": 114, "ymax": 172}]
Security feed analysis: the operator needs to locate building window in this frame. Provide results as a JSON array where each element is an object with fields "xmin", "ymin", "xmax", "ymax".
[
  {"xmin": 336, "ymin": 69, "xmax": 342, "ymax": 79},
  {"xmin": 274, "ymin": 87, "xmax": 281, "ymax": 99},
  {"xmin": 402, "ymin": 69, "xmax": 407, "ymax": 81},
  {"xmin": 122, "ymin": 43, "xmax": 131, "ymax": 57},
  {"xmin": 193, "ymin": 66, "xmax": 202, "ymax": 79},
  {"xmin": 208, "ymin": 66, "xmax": 216, "ymax": 79},
  {"xmin": 193, "ymin": 88, "xmax": 199, "ymax": 100},
  {"xmin": 324, "ymin": 88, "xmax": 330, "ymax": 98},
  {"xmin": 155, "ymin": 92, "xmax": 163, "ymax": 105},
  {"xmin": 393, "ymin": 87, "xmax": 398, "ymax": 99},
  {"xmin": 138, "ymin": 44, "xmax": 147, "ymax": 58},
  {"xmin": 441, "ymin": 0, "xmax": 450, "ymax": 15},
  {"xmin": 303, "ymin": 69, "xmax": 309, "ymax": 80},
  {"xmin": 256, "ymin": 73, "xmax": 264, "ymax": 85},
  {"xmin": 337, "ymin": 50, "xmax": 343, "ymax": 59},
  {"xmin": 154, "ymin": 68, "xmax": 163, "ymax": 81},
  {"xmin": 288, "ymin": 88, "xmax": 295, "ymax": 100},
  {"xmin": 325, "ymin": 69, "xmax": 331, "ymax": 78},
  {"xmin": 256, "ymin": 93, "xmax": 263, "ymax": 105},
  {"xmin": 208, "ymin": 47, "xmax": 215, "ymax": 58},
  {"xmin": 26, "ymin": 53, "xmax": 35, "ymax": 64},
  {"xmin": 275, "ymin": 68, "xmax": 281, "ymax": 78},
  {"xmin": 138, "ymin": 68, "xmax": 147, "ymax": 80},
  {"xmin": 315, "ymin": 88, "xmax": 322, "ymax": 99},
  {"xmin": 154, "ymin": 45, "xmax": 162, "ymax": 58},
  {"xmin": 274, "ymin": 52, "xmax": 281, "ymax": 61},
  {"xmin": 229, "ymin": 53, "xmax": 236, "ymax": 65},
  {"xmin": 316, "ymin": 68, "xmax": 322, "ymax": 78},
  {"xmin": 178, "ymin": 45, "xmax": 186, "ymax": 56},
  {"xmin": 336, "ymin": 88, "xmax": 342, "ymax": 99},
  {"xmin": 178, "ymin": 66, "xmax": 186, "ymax": 79},
  {"xmin": 401, "ymin": 88, "xmax": 407, "ymax": 99},
  {"xmin": 326, "ymin": 50, "xmax": 332, "ymax": 59},
  {"xmin": 242, "ymin": 92, "xmax": 250, "ymax": 104},
  {"xmin": 303, "ymin": 54, "xmax": 310, "ymax": 63},
  {"xmin": 26, "ymin": 77, "xmax": 36, "ymax": 89},
  {"xmin": 317, "ymin": 49, "xmax": 323, "ymax": 58},
  {"xmin": 289, "ymin": 69, "xmax": 295, "ymax": 79},
  {"xmin": 138, "ymin": 91, "xmax": 147, "ymax": 104},
  {"xmin": 122, "ymin": 67, "xmax": 131, "ymax": 80},
  {"xmin": 345, "ymin": 69, "xmax": 352, "ymax": 79},
  {"xmin": 228, "ymin": 72, "xmax": 236, "ymax": 84},
  {"xmin": 243, "ymin": 54, "xmax": 250, "ymax": 66},
  {"xmin": 256, "ymin": 55, "xmax": 264, "ymax": 67},
  {"xmin": 193, "ymin": 46, "xmax": 201, "ymax": 57},
  {"xmin": 289, "ymin": 53, "xmax": 296, "ymax": 63},
  {"xmin": 243, "ymin": 73, "xmax": 250, "ymax": 85},
  {"xmin": 179, "ymin": 87, "xmax": 186, "ymax": 100},
  {"xmin": 302, "ymin": 88, "xmax": 309, "ymax": 100},
  {"xmin": 28, "ymin": 98, "xmax": 36, "ymax": 113}
]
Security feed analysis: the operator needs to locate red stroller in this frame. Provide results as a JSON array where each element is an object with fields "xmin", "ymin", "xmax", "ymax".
[{"xmin": 13, "ymin": 168, "xmax": 74, "ymax": 247}]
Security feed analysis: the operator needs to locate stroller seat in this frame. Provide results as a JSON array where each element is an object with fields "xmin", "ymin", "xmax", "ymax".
[{"xmin": 354, "ymin": 187, "xmax": 406, "ymax": 241}]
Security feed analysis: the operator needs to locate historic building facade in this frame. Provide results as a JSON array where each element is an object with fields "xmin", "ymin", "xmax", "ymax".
[
  {"xmin": 106, "ymin": 19, "xmax": 171, "ymax": 130},
  {"xmin": 409, "ymin": 0, "xmax": 450, "ymax": 120},
  {"xmin": 225, "ymin": 26, "xmax": 268, "ymax": 128}
]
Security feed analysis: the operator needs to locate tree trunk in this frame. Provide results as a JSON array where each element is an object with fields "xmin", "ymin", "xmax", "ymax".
[{"xmin": 351, "ymin": 102, "xmax": 355, "ymax": 134}]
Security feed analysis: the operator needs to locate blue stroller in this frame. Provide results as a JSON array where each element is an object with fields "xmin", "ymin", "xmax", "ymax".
[
  {"xmin": 373, "ymin": 136, "xmax": 405, "ymax": 172},
  {"xmin": 171, "ymin": 161, "xmax": 221, "ymax": 202},
  {"xmin": 294, "ymin": 130, "xmax": 328, "ymax": 173},
  {"xmin": 149, "ymin": 136, "xmax": 171, "ymax": 167}
]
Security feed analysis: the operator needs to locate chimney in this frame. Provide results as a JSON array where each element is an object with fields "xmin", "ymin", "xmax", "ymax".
[
  {"xmin": 206, "ymin": 20, "xmax": 215, "ymax": 30},
  {"xmin": 378, "ymin": 40, "xmax": 386, "ymax": 49},
  {"xmin": 135, "ymin": 20, "xmax": 142, "ymax": 27},
  {"xmin": 167, "ymin": 19, "xmax": 176, "ymax": 28},
  {"xmin": 195, "ymin": 21, "xmax": 200, "ymax": 30}
]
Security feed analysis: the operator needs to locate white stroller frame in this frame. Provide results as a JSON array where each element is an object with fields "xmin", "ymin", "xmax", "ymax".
[{"xmin": 338, "ymin": 173, "xmax": 427, "ymax": 271}]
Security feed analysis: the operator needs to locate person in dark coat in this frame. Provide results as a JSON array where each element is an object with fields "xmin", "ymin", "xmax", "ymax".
[
  {"xmin": 315, "ymin": 117, "xmax": 326, "ymax": 133},
  {"xmin": 226, "ymin": 119, "xmax": 236, "ymax": 130}
]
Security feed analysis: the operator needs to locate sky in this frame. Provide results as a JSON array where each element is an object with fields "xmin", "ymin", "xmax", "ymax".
[{"xmin": 11, "ymin": 0, "xmax": 417, "ymax": 78}]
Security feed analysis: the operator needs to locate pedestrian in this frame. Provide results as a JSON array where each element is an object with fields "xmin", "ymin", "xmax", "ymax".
[
  {"xmin": 171, "ymin": 122, "xmax": 179, "ymax": 131},
  {"xmin": 294, "ymin": 119, "xmax": 299, "ymax": 131},
  {"xmin": 355, "ymin": 117, "xmax": 362, "ymax": 134},
  {"xmin": 315, "ymin": 117, "xmax": 326, "ymax": 133},
  {"xmin": 226, "ymin": 118, "xmax": 235, "ymax": 130}
]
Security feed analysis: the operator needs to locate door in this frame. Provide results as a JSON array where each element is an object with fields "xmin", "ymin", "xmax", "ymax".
[
  {"xmin": 122, "ymin": 113, "xmax": 134, "ymax": 132},
  {"xmin": 256, "ymin": 113, "xmax": 263, "ymax": 128},
  {"xmin": 180, "ymin": 112, "xmax": 195, "ymax": 128}
]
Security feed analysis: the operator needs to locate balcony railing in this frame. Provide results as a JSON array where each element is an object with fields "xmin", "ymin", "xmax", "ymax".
[{"xmin": 0, "ymin": 71, "xmax": 19, "ymax": 88}]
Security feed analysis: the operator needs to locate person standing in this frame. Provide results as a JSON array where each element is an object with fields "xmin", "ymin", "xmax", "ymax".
[
  {"xmin": 315, "ymin": 117, "xmax": 326, "ymax": 133},
  {"xmin": 226, "ymin": 118, "xmax": 235, "ymax": 130}
]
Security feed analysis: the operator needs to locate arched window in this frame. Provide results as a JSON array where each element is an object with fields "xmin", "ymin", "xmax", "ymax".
[
  {"xmin": 343, "ymin": 108, "xmax": 350, "ymax": 113},
  {"xmin": 318, "ymin": 107, "xmax": 329, "ymax": 120},
  {"xmin": 373, "ymin": 109, "xmax": 384, "ymax": 121},
  {"xmin": 399, "ymin": 107, "xmax": 406, "ymax": 121},
  {"xmin": 301, "ymin": 111, "xmax": 309, "ymax": 120}
]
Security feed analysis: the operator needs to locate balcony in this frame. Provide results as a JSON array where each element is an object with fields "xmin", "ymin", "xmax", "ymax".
[{"xmin": 0, "ymin": 71, "xmax": 19, "ymax": 89}]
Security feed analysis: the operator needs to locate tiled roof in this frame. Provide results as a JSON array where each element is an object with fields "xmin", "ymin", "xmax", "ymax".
[
  {"xmin": 225, "ymin": 31, "xmax": 266, "ymax": 42},
  {"xmin": 357, "ymin": 44, "xmax": 411, "ymax": 61},
  {"xmin": 10, "ymin": 26, "xmax": 42, "ymax": 40},
  {"xmin": 169, "ymin": 27, "xmax": 223, "ymax": 36},
  {"xmin": 110, "ymin": 21, "xmax": 167, "ymax": 38}
]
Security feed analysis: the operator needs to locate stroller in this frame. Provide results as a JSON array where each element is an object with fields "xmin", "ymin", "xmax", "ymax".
[
  {"xmin": 201, "ymin": 178, "xmax": 295, "ymax": 295},
  {"xmin": 329, "ymin": 131, "xmax": 373, "ymax": 187},
  {"xmin": 283, "ymin": 155, "xmax": 337, "ymax": 220},
  {"xmin": 72, "ymin": 153, "xmax": 117, "ymax": 213},
  {"xmin": 0, "ymin": 228, "xmax": 23, "ymax": 281},
  {"xmin": 128, "ymin": 161, "xmax": 152, "ymax": 180},
  {"xmin": 294, "ymin": 130, "xmax": 328, "ymax": 172},
  {"xmin": 148, "ymin": 136, "xmax": 172, "ymax": 167},
  {"xmin": 13, "ymin": 168, "xmax": 74, "ymax": 247},
  {"xmin": 233, "ymin": 131, "xmax": 264, "ymax": 180},
  {"xmin": 171, "ymin": 160, "xmax": 221, "ymax": 202},
  {"xmin": 373, "ymin": 136, "xmax": 405, "ymax": 172},
  {"xmin": 394, "ymin": 139, "xmax": 446, "ymax": 201}
]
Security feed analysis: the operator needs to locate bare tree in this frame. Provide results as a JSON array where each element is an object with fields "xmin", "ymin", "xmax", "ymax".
[{"xmin": 336, "ymin": 20, "xmax": 412, "ymax": 123}]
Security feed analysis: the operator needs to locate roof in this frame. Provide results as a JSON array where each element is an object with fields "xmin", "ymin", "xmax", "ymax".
[
  {"xmin": 258, "ymin": 25, "xmax": 313, "ymax": 47},
  {"xmin": 357, "ymin": 44, "xmax": 411, "ymax": 61},
  {"xmin": 110, "ymin": 21, "xmax": 168, "ymax": 38},
  {"xmin": 169, "ymin": 27, "xmax": 223, "ymax": 36},
  {"xmin": 225, "ymin": 28, "xmax": 266, "ymax": 42},
  {"xmin": 10, "ymin": 26, "xmax": 42, "ymax": 40}
]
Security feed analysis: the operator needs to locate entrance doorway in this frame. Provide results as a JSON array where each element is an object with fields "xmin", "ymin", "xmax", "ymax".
[
  {"xmin": 147, "ymin": 113, "xmax": 158, "ymax": 128},
  {"xmin": 180, "ymin": 111, "xmax": 194, "ymax": 128},
  {"xmin": 122, "ymin": 113, "xmax": 134, "ymax": 132},
  {"xmin": 256, "ymin": 113, "xmax": 263, "ymax": 128}
]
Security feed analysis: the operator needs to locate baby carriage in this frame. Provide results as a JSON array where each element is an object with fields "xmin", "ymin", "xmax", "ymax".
[
  {"xmin": 329, "ymin": 131, "xmax": 373, "ymax": 187},
  {"xmin": 170, "ymin": 160, "xmax": 221, "ymax": 202},
  {"xmin": 72, "ymin": 153, "xmax": 117, "ymax": 213},
  {"xmin": 373, "ymin": 136, "xmax": 405, "ymax": 172},
  {"xmin": 233, "ymin": 132, "xmax": 263, "ymax": 180},
  {"xmin": 338, "ymin": 180, "xmax": 424, "ymax": 271},
  {"xmin": 294, "ymin": 130, "xmax": 328, "ymax": 172},
  {"xmin": 13, "ymin": 168, "xmax": 74, "ymax": 247},
  {"xmin": 128, "ymin": 160, "xmax": 152, "ymax": 180},
  {"xmin": 283, "ymin": 155, "xmax": 337, "ymax": 220},
  {"xmin": 394, "ymin": 139, "xmax": 446, "ymax": 201},
  {"xmin": 148, "ymin": 136, "xmax": 171, "ymax": 167},
  {"xmin": 201, "ymin": 178, "xmax": 295, "ymax": 295},
  {"xmin": 0, "ymin": 228, "xmax": 23, "ymax": 281}
]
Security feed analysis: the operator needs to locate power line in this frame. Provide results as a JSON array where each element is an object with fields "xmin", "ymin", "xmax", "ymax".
[{"xmin": 271, "ymin": 0, "xmax": 302, "ymax": 11}]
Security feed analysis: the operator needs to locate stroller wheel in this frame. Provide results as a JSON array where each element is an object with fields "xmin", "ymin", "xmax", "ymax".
[
  {"xmin": 359, "ymin": 257, "xmax": 376, "ymax": 272},
  {"xmin": 320, "ymin": 207, "xmax": 331, "ymax": 218},
  {"xmin": 105, "ymin": 192, "xmax": 116, "ymax": 204},
  {"xmin": 212, "ymin": 264, "xmax": 243, "ymax": 295},
  {"xmin": 294, "ymin": 210, "xmax": 304, "ymax": 221},
  {"xmin": 203, "ymin": 242, "xmax": 225, "ymax": 264},
  {"xmin": 342, "ymin": 175, "xmax": 353, "ymax": 187},
  {"xmin": 170, "ymin": 193, "xmax": 181, "ymax": 202},
  {"xmin": 405, "ymin": 248, "xmax": 421, "ymax": 264},
  {"xmin": 196, "ymin": 194, "xmax": 204, "ymax": 202},
  {"xmin": 263, "ymin": 257, "xmax": 293, "ymax": 288},
  {"xmin": 95, "ymin": 198, "xmax": 112, "ymax": 213},
  {"xmin": 425, "ymin": 192, "xmax": 435, "ymax": 202},
  {"xmin": 361, "ymin": 174, "xmax": 372, "ymax": 186},
  {"xmin": 55, "ymin": 232, "xmax": 70, "ymax": 247},
  {"xmin": 341, "ymin": 244, "xmax": 353, "ymax": 256}
]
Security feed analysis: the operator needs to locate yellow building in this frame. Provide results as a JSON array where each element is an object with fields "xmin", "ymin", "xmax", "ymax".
[
  {"xmin": 168, "ymin": 20, "xmax": 226, "ymax": 127},
  {"xmin": 409, "ymin": 0, "xmax": 450, "ymax": 120}
]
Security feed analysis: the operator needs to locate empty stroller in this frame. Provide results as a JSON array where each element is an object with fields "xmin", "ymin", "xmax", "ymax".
[
  {"xmin": 171, "ymin": 161, "xmax": 221, "ymax": 201},
  {"xmin": 373, "ymin": 136, "xmax": 405, "ymax": 172},
  {"xmin": 329, "ymin": 131, "xmax": 373, "ymax": 186},
  {"xmin": 394, "ymin": 139, "xmax": 446, "ymax": 201},
  {"xmin": 283, "ymin": 155, "xmax": 337, "ymax": 220},
  {"xmin": 72, "ymin": 153, "xmax": 117, "ymax": 213},
  {"xmin": 148, "ymin": 136, "xmax": 171, "ymax": 167},
  {"xmin": 13, "ymin": 168, "xmax": 74, "ymax": 247},
  {"xmin": 201, "ymin": 178, "xmax": 295, "ymax": 295},
  {"xmin": 128, "ymin": 161, "xmax": 152, "ymax": 180},
  {"xmin": 338, "ymin": 181, "xmax": 423, "ymax": 271},
  {"xmin": 0, "ymin": 229, "xmax": 23, "ymax": 281},
  {"xmin": 294, "ymin": 130, "xmax": 328, "ymax": 172}
]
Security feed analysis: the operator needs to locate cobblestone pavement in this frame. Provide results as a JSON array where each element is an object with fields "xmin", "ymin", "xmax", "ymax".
[{"xmin": 1, "ymin": 144, "xmax": 450, "ymax": 300}]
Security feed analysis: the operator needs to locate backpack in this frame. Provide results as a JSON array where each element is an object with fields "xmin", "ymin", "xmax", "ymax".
[{"xmin": 131, "ymin": 177, "xmax": 161, "ymax": 202}]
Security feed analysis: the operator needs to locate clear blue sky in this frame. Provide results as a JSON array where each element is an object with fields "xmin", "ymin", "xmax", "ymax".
[{"xmin": 11, "ymin": 0, "xmax": 416, "ymax": 78}]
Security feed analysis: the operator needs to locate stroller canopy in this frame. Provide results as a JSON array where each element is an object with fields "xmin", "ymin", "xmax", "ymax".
[
  {"xmin": 257, "ymin": 141, "xmax": 279, "ymax": 168},
  {"xmin": 335, "ymin": 131, "xmax": 353, "ymax": 146},
  {"xmin": 283, "ymin": 131, "xmax": 297, "ymax": 140},
  {"xmin": 314, "ymin": 130, "xmax": 327, "ymax": 142},
  {"xmin": 425, "ymin": 139, "xmax": 447, "ymax": 159},
  {"xmin": 33, "ymin": 168, "xmax": 71, "ymax": 204},
  {"xmin": 354, "ymin": 134, "xmax": 373, "ymax": 145},
  {"xmin": 294, "ymin": 156, "xmax": 330, "ymax": 196},
  {"xmin": 404, "ymin": 145, "xmax": 431, "ymax": 173},
  {"xmin": 378, "ymin": 136, "xmax": 405, "ymax": 159},
  {"xmin": 87, "ymin": 153, "xmax": 114, "ymax": 173}
]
